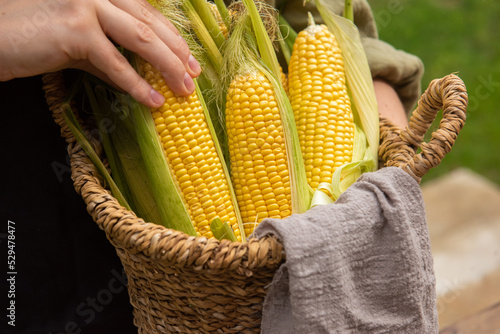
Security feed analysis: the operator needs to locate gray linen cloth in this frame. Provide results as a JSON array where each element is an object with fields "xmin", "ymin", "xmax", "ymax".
[{"xmin": 253, "ymin": 167, "xmax": 438, "ymax": 333}]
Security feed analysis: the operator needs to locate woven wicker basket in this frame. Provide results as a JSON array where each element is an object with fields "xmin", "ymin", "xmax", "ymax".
[{"xmin": 42, "ymin": 72, "xmax": 467, "ymax": 333}]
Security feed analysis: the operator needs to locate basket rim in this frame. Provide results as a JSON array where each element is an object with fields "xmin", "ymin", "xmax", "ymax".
[
  {"xmin": 80, "ymin": 168, "xmax": 286, "ymax": 272},
  {"xmin": 41, "ymin": 71, "xmax": 467, "ymax": 273},
  {"xmin": 42, "ymin": 71, "xmax": 286, "ymax": 274}
]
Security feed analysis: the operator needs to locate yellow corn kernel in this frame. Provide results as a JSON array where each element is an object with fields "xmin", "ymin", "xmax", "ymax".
[
  {"xmin": 225, "ymin": 72, "xmax": 292, "ymax": 236},
  {"xmin": 141, "ymin": 60, "xmax": 241, "ymax": 240},
  {"xmin": 288, "ymin": 24, "xmax": 355, "ymax": 191}
]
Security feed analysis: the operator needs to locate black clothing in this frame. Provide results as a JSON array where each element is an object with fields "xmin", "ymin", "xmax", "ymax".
[{"xmin": 0, "ymin": 76, "xmax": 136, "ymax": 334}]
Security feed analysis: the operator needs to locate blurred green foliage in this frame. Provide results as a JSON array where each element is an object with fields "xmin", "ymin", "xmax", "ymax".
[{"xmin": 369, "ymin": 0, "xmax": 500, "ymax": 184}]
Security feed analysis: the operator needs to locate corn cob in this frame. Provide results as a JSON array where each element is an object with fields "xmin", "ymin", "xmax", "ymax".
[
  {"xmin": 140, "ymin": 60, "xmax": 242, "ymax": 240},
  {"xmin": 288, "ymin": 23, "xmax": 355, "ymax": 191},
  {"xmin": 207, "ymin": 2, "xmax": 228, "ymax": 37},
  {"xmin": 219, "ymin": 3, "xmax": 311, "ymax": 234},
  {"xmin": 225, "ymin": 71, "xmax": 292, "ymax": 236}
]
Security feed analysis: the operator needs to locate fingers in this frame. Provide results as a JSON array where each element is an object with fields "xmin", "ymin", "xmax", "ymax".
[
  {"xmin": 57, "ymin": 0, "xmax": 202, "ymax": 105},
  {"xmin": 126, "ymin": 0, "xmax": 201, "ymax": 77},
  {"xmin": 84, "ymin": 35, "xmax": 165, "ymax": 107},
  {"xmin": 98, "ymin": 0, "xmax": 201, "ymax": 93},
  {"xmin": 111, "ymin": 0, "xmax": 182, "ymax": 37}
]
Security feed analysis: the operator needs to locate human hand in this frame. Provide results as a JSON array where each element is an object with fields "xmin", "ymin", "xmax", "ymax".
[{"xmin": 0, "ymin": 0, "xmax": 201, "ymax": 107}]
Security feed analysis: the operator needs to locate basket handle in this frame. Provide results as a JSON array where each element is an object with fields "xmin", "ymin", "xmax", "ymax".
[{"xmin": 379, "ymin": 74, "xmax": 468, "ymax": 183}]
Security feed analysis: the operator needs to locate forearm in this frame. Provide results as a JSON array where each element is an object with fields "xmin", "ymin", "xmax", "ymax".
[{"xmin": 373, "ymin": 78, "xmax": 408, "ymax": 129}]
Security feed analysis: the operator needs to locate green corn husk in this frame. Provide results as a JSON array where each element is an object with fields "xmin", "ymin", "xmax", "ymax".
[
  {"xmin": 311, "ymin": 125, "xmax": 375, "ymax": 206},
  {"xmin": 58, "ymin": 76, "xmax": 131, "ymax": 210},
  {"xmin": 210, "ymin": 218, "xmax": 238, "ymax": 242},
  {"xmin": 278, "ymin": 14, "xmax": 298, "ymax": 62},
  {"xmin": 61, "ymin": 100, "xmax": 131, "ymax": 211},
  {"xmin": 189, "ymin": 0, "xmax": 226, "ymax": 47},
  {"xmin": 183, "ymin": 1, "xmax": 223, "ymax": 73},
  {"xmin": 241, "ymin": 0, "xmax": 281, "ymax": 80},
  {"xmin": 214, "ymin": 0, "xmax": 231, "ymax": 29},
  {"xmin": 84, "ymin": 80, "xmax": 169, "ymax": 225},
  {"xmin": 343, "ymin": 0, "xmax": 353, "ymax": 21}
]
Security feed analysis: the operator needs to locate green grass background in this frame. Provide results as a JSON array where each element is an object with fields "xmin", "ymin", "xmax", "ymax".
[{"xmin": 368, "ymin": 0, "xmax": 500, "ymax": 185}]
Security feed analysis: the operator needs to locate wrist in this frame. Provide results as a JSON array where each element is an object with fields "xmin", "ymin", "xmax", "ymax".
[{"xmin": 373, "ymin": 78, "xmax": 408, "ymax": 129}]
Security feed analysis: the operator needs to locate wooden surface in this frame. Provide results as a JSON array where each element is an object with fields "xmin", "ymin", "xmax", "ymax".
[
  {"xmin": 422, "ymin": 169, "xmax": 500, "ymax": 328},
  {"xmin": 439, "ymin": 301, "xmax": 500, "ymax": 334}
]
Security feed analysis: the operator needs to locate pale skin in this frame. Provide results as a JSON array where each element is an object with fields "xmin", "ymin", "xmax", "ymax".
[
  {"xmin": 0, "ymin": 0, "xmax": 408, "ymax": 127},
  {"xmin": 0, "ymin": 0, "xmax": 201, "ymax": 108},
  {"xmin": 374, "ymin": 78, "xmax": 409, "ymax": 129}
]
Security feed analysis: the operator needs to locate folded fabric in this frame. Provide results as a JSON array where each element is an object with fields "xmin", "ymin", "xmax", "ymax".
[{"xmin": 253, "ymin": 167, "xmax": 438, "ymax": 333}]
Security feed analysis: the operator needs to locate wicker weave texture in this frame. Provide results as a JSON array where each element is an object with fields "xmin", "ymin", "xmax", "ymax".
[
  {"xmin": 379, "ymin": 74, "xmax": 468, "ymax": 182},
  {"xmin": 42, "ymin": 72, "xmax": 467, "ymax": 333}
]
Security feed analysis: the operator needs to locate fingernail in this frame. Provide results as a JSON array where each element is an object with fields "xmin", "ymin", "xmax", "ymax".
[
  {"xmin": 184, "ymin": 72, "xmax": 195, "ymax": 93},
  {"xmin": 188, "ymin": 55, "xmax": 201, "ymax": 75},
  {"xmin": 150, "ymin": 88, "xmax": 165, "ymax": 106}
]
